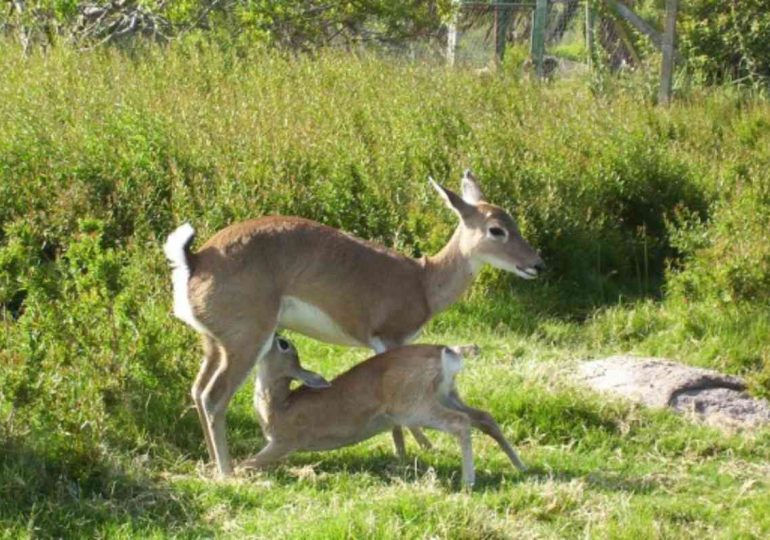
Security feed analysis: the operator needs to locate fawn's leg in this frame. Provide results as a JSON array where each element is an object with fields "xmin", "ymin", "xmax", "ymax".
[
  {"xmin": 421, "ymin": 407, "xmax": 474, "ymax": 487},
  {"xmin": 409, "ymin": 428, "xmax": 433, "ymax": 451},
  {"xmin": 392, "ymin": 427, "xmax": 407, "ymax": 460},
  {"xmin": 447, "ymin": 391, "xmax": 527, "ymax": 472},
  {"xmin": 377, "ymin": 341, "xmax": 434, "ymax": 455},
  {"xmin": 240, "ymin": 440, "xmax": 291, "ymax": 470}
]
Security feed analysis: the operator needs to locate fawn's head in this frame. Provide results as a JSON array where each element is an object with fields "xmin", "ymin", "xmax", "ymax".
[
  {"xmin": 430, "ymin": 170, "xmax": 545, "ymax": 279},
  {"xmin": 259, "ymin": 336, "xmax": 331, "ymax": 389}
]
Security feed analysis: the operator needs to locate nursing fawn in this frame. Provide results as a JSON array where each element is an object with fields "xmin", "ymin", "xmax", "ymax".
[{"xmin": 245, "ymin": 337, "xmax": 528, "ymax": 487}]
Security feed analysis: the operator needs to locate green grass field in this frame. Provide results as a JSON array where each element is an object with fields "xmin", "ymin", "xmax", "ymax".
[
  {"xmin": 4, "ymin": 331, "xmax": 770, "ymax": 538},
  {"xmin": 1, "ymin": 44, "xmax": 769, "ymax": 538}
]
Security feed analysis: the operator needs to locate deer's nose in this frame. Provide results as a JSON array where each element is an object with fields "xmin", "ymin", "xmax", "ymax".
[{"xmin": 534, "ymin": 260, "xmax": 546, "ymax": 273}]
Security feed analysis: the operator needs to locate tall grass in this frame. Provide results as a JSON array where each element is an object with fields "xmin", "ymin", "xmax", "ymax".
[{"xmin": 1, "ymin": 43, "xmax": 769, "ymax": 537}]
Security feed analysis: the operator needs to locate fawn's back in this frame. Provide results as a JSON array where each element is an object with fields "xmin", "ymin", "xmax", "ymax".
[{"xmin": 264, "ymin": 345, "xmax": 454, "ymax": 451}]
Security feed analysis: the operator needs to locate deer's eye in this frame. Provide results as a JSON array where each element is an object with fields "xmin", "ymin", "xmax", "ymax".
[
  {"xmin": 488, "ymin": 227, "xmax": 506, "ymax": 239},
  {"xmin": 277, "ymin": 338, "xmax": 290, "ymax": 352}
]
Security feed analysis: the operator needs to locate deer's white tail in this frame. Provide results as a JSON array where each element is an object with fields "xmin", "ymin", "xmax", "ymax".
[{"xmin": 163, "ymin": 223, "xmax": 208, "ymax": 333}]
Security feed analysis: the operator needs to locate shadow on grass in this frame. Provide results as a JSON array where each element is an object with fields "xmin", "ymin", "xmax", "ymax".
[
  {"xmin": 0, "ymin": 436, "xmax": 211, "ymax": 537},
  {"xmin": 238, "ymin": 445, "xmax": 666, "ymax": 495},
  {"xmin": 522, "ymin": 463, "xmax": 665, "ymax": 495},
  {"xmin": 235, "ymin": 445, "xmax": 518, "ymax": 491}
]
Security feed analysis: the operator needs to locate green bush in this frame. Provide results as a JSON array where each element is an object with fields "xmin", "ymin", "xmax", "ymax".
[
  {"xmin": 669, "ymin": 177, "xmax": 770, "ymax": 304},
  {"xmin": 680, "ymin": 0, "xmax": 770, "ymax": 85}
]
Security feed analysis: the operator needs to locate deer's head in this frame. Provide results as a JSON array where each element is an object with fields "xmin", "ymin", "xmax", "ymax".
[{"xmin": 430, "ymin": 170, "xmax": 545, "ymax": 279}]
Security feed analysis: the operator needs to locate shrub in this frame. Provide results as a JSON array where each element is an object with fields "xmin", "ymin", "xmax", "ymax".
[
  {"xmin": 680, "ymin": 0, "xmax": 770, "ymax": 85},
  {"xmin": 668, "ymin": 177, "xmax": 770, "ymax": 305}
]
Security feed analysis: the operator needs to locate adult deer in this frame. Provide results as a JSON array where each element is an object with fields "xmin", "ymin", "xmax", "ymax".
[
  {"xmin": 164, "ymin": 171, "xmax": 544, "ymax": 476},
  {"xmin": 246, "ymin": 336, "xmax": 528, "ymax": 487}
]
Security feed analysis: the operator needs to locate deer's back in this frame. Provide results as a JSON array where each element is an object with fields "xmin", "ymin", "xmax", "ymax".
[{"xmin": 187, "ymin": 217, "xmax": 431, "ymax": 345}]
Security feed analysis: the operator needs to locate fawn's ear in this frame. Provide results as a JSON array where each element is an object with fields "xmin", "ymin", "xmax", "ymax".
[
  {"xmin": 295, "ymin": 368, "xmax": 331, "ymax": 389},
  {"xmin": 429, "ymin": 176, "xmax": 476, "ymax": 220}
]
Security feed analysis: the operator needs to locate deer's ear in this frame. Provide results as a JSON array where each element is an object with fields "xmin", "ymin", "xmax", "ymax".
[
  {"xmin": 461, "ymin": 170, "xmax": 485, "ymax": 204},
  {"xmin": 429, "ymin": 177, "xmax": 476, "ymax": 220},
  {"xmin": 295, "ymin": 368, "xmax": 331, "ymax": 389}
]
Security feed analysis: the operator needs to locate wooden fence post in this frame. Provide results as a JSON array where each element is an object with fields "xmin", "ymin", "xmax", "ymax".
[
  {"xmin": 447, "ymin": 21, "xmax": 458, "ymax": 66},
  {"xmin": 659, "ymin": 0, "xmax": 678, "ymax": 105},
  {"xmin": 585, "ymin": 0, "xmax": 596, "ymax": 67},
  {"xmin": 446, "ymin": 0, "xmax": 460, "ymax": 67},
  {"xmin": 531, "ymin": 0, "xmax": 548, "ymax": 77}
]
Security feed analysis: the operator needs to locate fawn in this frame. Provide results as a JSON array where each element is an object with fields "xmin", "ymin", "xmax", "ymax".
[{"xmin": 245, "ymin": 336, "xmax": 527, "ymax": 487}]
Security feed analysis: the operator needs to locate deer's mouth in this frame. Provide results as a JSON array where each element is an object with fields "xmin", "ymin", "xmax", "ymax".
[
  {"xmin": 481, "ymin": 254, "xmax": 541, "ymax": 280},
  {"xmin": 514, "ymin": 265, "xmax": 539, "ymax": 280}
]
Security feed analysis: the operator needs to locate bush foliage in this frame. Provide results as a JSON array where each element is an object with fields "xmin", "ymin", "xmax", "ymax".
[{"xmin": 680, "ymin": 0, "xmax": 770, "ymax": 84}]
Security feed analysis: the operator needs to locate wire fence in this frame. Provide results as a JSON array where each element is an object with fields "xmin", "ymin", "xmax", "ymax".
[
  {"xmin": 451, "ymin": 2, "xmax": 535, "ymax": 68},
  {"xmin": 448, "ymin": 0, "xmax": 651, "ymax": 76}
]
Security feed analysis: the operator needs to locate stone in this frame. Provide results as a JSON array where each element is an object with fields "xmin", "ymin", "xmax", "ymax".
[{"xmin": 578, "ymin": 356, "xmax": 770, "ymax": 429}]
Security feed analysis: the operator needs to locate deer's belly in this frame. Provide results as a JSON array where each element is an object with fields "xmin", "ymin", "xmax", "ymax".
[
  {"xmin": 299, "ymin": 415, "xmax": 395, "ymax": 451},
  {"xmin": 278, "ymin": 296, "xmax": 364, "ymax": 347}
]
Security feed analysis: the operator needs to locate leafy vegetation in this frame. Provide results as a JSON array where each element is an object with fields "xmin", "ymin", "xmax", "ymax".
[
  {"xmin": 1, "ymin": 0, "xmax": 452, "ymax": 51},
  {"xmin": 679, "ymin": 0, "xmax": 770, "ymax": 85},
  {"xmin": 1, "ymin": 44, "xmax": 769, "ymax": 537},
  {"xmin": 4, "ymin": 1, "xmax": 770, "ymax": 88}
]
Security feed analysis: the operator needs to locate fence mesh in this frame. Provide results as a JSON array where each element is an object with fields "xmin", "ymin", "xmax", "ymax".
[
  {"xmin": 449, "ymin": 0, "xmax": 643, "ymax": 75},
  {"xmin": 451, "ymin": 2, "xmax": 535, "ymax": 68}
]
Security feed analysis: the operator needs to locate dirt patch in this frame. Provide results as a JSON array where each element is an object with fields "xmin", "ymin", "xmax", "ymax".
[{"xmin": 578, "ymin": 356, "xmax": 770, "ymax": 430}]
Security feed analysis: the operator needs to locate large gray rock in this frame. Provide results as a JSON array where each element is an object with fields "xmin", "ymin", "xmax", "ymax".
[{"xmin": 578, "ymin": 356, "xmax": 770, "ymax": 429}]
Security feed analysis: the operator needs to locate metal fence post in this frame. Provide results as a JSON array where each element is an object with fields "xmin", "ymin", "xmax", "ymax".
[
  {"xmin": 531, "ymin": 0, "xmax": 548, "ymax": 77},
  {"xmin": 494, "ymin": 1, "xmax": 513, "ymax": 65}
]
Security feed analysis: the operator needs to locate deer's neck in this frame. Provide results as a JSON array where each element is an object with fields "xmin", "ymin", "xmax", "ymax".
[
  {"xmin": 423, "ymin": 227, "xmax": 481, "ymax": 315},
  {"xmin": 254, "ymin": 376, "xmax": 291, "ymax": 425}
]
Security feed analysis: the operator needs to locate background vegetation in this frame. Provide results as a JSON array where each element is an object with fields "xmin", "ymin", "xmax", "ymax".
[
  {"xmin": 678, "ymin": 0, "xmax": 770, "ymax": 84},
  {"xmin": 3, "ymin": 1, "xmax": 770, "ymax": 86},
  {"xmin": 1, "ymin": 36, "xmax": 769, "ymax": 538}
]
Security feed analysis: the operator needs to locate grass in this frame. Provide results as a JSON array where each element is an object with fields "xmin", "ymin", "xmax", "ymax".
[
  {"xmin": 4, "ymin": 329, "xmax": 770, "ymax": 538},
  {"xmin": 1, "ymin": 42, "xmax": 770, "ymax": 537}
]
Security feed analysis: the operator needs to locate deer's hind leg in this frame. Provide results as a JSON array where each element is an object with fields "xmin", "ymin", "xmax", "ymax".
[
  {"xmin": 191, "ymin": 334, "xmax": 222, "ymax": 463},
  {"xmin": 201, "ymin": 313, "xmax": 278, "ymax": 477}
]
